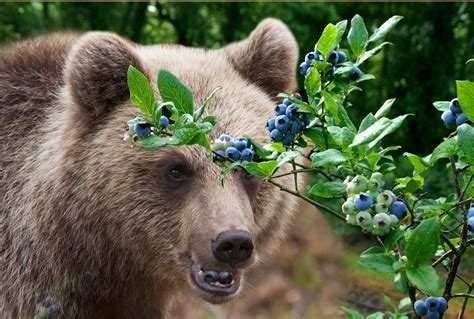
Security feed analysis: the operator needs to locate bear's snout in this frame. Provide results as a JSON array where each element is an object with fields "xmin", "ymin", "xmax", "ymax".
[{"xmin": 211, "ymin": 230, "xmax": 254, "ymax": 268}]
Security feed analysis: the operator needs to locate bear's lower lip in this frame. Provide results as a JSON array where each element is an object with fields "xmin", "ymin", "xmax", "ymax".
[{"xmin": 190, "ymin": 262, "xmax": 241, "ymax": 298}]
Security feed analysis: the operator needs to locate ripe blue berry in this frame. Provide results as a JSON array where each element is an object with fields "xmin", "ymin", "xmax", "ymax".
[
  {"xmin": 354, "ymin": 193, "xmax": 373, "ymax": 211},
  {"xmin": 441, "ymin": 110, "xmax": 457, "ymax": 129},
  {"xmin": 290, "ymin": 119, "xmax": 303, "ymax": 134},
  {"xmin": 390, "ymin": 201, "xmax": 407, "ymax": 220},
  {"xmin": 225, "ymin": 147, "xmax": 240, "ymax": 161},
  {"xmin": 283, "ymin": 98, "xmax": 292, "ymax": 106},
  {"xmin": 299, "ymin": 113, "xmax": 311, "ymax": 126},
  {"xmin": 215, "ymin": 150, "xmax": 225, "ymax": 161},
  {"xmin": 437, "ymin": 297, "xmax": 448, "ymax": 313},
  {"xmin": 292, "ymin": 93, "xmax": 302, "ymax": 100},
  {"xmin": 337, "ymin": 51, "xmax": 347, "ymax": 63},
  {"xmin": 275, "ymin": 104, "xmax": 288, "ymax": 116},
  {"xmin": 282, "ymin": 133, "xmax": 295, "ymax": 145},
  {"xmin": 328, "ymin": 50, "xmax": 339, "ymax": 64},
  {"xmin": 299, "ymin": 62, "xmax": 309, "ymax": 75},
  {"xmin": 305, "ymin": 52, "xmax": 316, "ymax": 64},
  {"xmin": 134, "ymin": 123, "xmax": 151, "ymax": 137},
  {"xmin": 449, "ymin": 98, "xmax": 462, "ymax": 114},
  {"xmin": 241, "ymin": 148, "xmax": 254, "ymax": 162},
  {"xmin": 266, "ymin": 118, "xmax": 276, "ymax": 131},
  {"xmin": 414, "ymin": 299, "xmax": 428, "ymax": 316},
  {"xmin": 306, "ymin": 67, "xmax": 313, "ymax": 76},
  {"xmin": 427, "ymin": 310, "xmax": 440, "ymax": 319},
  {"xmin": 348, "ymin": 67, "xmax": 362, "ymax": 81},
  {"xmin": 425, "ymin": 297, "xmax": 439, "ymax": 311},
  {"xmin": 234, "ymin": 138, "xmax": 248, "ymax": 151},
  {"xmin": 219, "ymin": 134, "xmax": 233, "ymax": 143},
  {"xmin": 204, "ymin": 271, "xmax": 218, "ymax": 284},
  {"xmin": 275, "ymin": 115, "xmax": 291, "ymax": 132},
  {"xmin": 270, "ymin": 129, "xmax": 283, "ymax": 142},
  {"xmin": 468, "ymin": 217, "xmax": 474, "ymax": 233},
  {"xmin": 286, "ymin": 104, "xmax": 300, "ymax": 120},
  {"xmin": 159, "ymin": 116, "xmax": 169, "ymax": 128},
  {"xmin": 456, "ymin": 113, "xmax": 468, "ymax": 126},
  {"xmin": 467, "ymin": 207, "xmax": 474, "ymax": 219}
]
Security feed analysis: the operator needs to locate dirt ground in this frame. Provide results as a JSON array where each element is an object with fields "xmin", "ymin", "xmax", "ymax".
[{"xmin": 168, "ymin": 201, "xmax": 474, "ymax": 319}]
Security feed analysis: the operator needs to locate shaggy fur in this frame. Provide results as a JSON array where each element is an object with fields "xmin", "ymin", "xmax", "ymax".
[{"xmin": 1, "ymin": 19, "xmax": 300, "ymax": 318}]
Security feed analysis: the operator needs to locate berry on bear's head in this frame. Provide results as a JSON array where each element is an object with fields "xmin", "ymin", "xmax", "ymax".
[
  {"xmin": 441, "ymin": 110, "xmax": 457, "ymax": 129},
  {"xmin": 449, "ymin": 98, "xmax": 462, "ymax": 114},
  {"xmin": 275, "ymin": 115, "xmax": 291, "ymax": 132},
  {"xmin": 328, "ymin": 50, "xmax": 339, "ymax": 64}
]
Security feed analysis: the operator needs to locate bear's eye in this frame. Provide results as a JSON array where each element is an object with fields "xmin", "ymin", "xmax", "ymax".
[{"xmin": 168, "ymin": 167, "xmax": 186, "ymax": 182}]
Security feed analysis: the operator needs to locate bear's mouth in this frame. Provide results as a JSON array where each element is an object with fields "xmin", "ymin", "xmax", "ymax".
[{"xmin": 190, "ymin": 262, "xmax": 241, "ymax": 300}]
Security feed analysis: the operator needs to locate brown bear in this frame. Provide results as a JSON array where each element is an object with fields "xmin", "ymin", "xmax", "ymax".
[{"xmin": 1, "ymin": 19, "xmax": 301, "ymax": 318}]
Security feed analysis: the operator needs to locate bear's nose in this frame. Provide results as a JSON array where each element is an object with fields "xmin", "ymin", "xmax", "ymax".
[{"xmin": 211, "ymin": 230, "xmax": 254, "ymax": 267}]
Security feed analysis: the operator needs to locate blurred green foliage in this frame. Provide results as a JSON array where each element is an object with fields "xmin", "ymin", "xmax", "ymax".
[{"xmin": 0, "ymin": 2, "xmax": 472, "ymax": 156}]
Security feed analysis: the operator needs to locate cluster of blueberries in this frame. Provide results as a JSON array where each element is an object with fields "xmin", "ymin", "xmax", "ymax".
[
  {"xmin": 211, "ymin": 134, "xmax": 255, "ymax": 163},
  {"xmin": 441, "ymin": 98, "xmax": 471, "ymax": 129},
  {"xmin": 34, "ymin": 297, "xmax": 60, "ymax": 319},
  {"xmin": 414, "ymin": 296, "xmax": 448, "ymax": 318},
  {"xmin": 342, "ymin": 173, "xmax": 407, "ymax": 235},
  {"xmin": 299, "ymin": 47, "xmax": 362, "ymax": 81},
  {"xmin": 123, "ymin": 115, "xmax": 170, "ymax": 142},
  {"xmin": 267, "ymin": 94, "xmax": 310, "ymax": 146},
  {"xmin": 467, "ymin": 207, "xmax": 474, "ymax": 234}
]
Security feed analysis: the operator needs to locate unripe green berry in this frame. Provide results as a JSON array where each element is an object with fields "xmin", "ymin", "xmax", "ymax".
[
  {"xmin": 375, "ymin": 202, "xmax": 389, "ymax": 214},
  {"xmin": 342, "ymin": 200, "xmax": 356, "ymax": 215},
  {"xmin": 350, "ymin": 175, "xmax": 368, "ymax": 194},
  {"xmin": 377, "ymin": 190, "xmax": 394, "ymax": 206},
  {"xmin": 389, "ymin": 214, "xmax": 399, "ymax": 226},
  {"xmin": 356, "ymin": 211, "xmax": 372, "ymax": 228},
  {"xmin": 369, "ymin": 172, "xmax": 384, "ymax": 190},
  {"xmin": 345, "ymin": 214, "xmax": 358, "ymax": 225},
  {"xmin": 373, "ymin": 213, "xmax": 392, "ymax": 234}
]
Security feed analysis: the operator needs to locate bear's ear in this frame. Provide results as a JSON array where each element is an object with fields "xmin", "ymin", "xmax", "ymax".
[
  {"xmin": 65, "ymin": 32, "xmax": 143, "ymax": 122},
  {"xmin": 223, "ymin": 18, "xmax": 299, "ymax": 98}
]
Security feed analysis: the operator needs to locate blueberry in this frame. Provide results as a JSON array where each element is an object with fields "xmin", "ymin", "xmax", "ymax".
[
  {"xmin": 290, "ymin": 119, "xmax": 303, "ymax": 134},
  {"xmin": 46, "ymin": 305, "xmax": 60, "ymax": 319},
  {"xmin": 204, "ymin": 271, "xmax": 218, "ymax": 284},
  {"xmin": 299, "ymin": 62, "xmax": 309, "ymax": 75},
  {"xmin": 348, "ymin": 175, "xmax": 368, "ymax": 194},
  {"xmin": 159, "ymin": 116, "xmax": 169, "ymax": 128},
  {"xmin": 218, "ymin": 272, "xmax": 233, "ymax": 285},
  {"xmin": 427, "ymin": 310, "xmax": 440, "ymax": 319},
  {"xmin": 234, "ymin": 138, "xmax": 248, "ymax": 151},
  {"xmin": 270, "ymin": 129, "xmax": 283, "ymax": 142},
  {"xmin": 468, "ymin": 217, "xmax": 474, "ymax": 233},
  {"xmin": 241, "ymin": 148, "xmax": 254, "ymax": 162},
  {"xmin": 456, "ymin": 113, "xmax": 468, "ymax": 126},
  {"xmin": 375, "ymin": 203, "xmax": 389, "ymax": 214},
  {"xmin": 299, "ymin": 113, "xmax": 311, "ymax": 126},
  {"xmin": 225, "ymin": 147, "xmax": 240, "ymax": 161},
  {"xmin": 467, "ymin": 207, "xmax": 474, "ymax": 219},
  {"xmin": 306, "ymin": 66, "xmax": 313, "ymax": 75},
  {"xmin": 275, "ymin": 115, "xmax": 291, "ymax": 132},
  {"xmin": 286, "ymin": 104, "xmax": 300, "ymax": 120},
  {"xmin": 123, "ymin": 132, "xmax": 132, "ymax": 142},
  {"xmin": 389, "ymin": 214, "xmax": 399, "ymax": 226},
  {"xmin": 369, "ymin": 172, "xmax": 384, "ymax": 190},
  {"xmin": 283, "ymin": 98, "xmax": 292, "ymax": 106},
  {"xmin": 377, "ymin": 191, "xmax": 394, "ymax": 206},
  {"xmin": 305, "ymin": 52, "xmax": 316, "ymax": 64},
  {"xmin": 328, "ymin": 50, "xmax": 339, "ymax": 64},
  {"xmin": 414, "ymin": 300, "xmax": 428, "ymax": 316},
  {"xmin": 219, "ymin": 134, "xmax": 233, "ymax": 143},
  {"xmin": 282, "ymin": 133, "xmax": 295, "ymax": 145},
  {"xmin": 337, "ymin": 51, "xmax": 347, "ymax": 63},
  {"xmin": 266, "ymin": 118, "xmax": 276, "ymax": 131},
  {"xmin": 348, "ymin": 67, "xmax": 362, "ymax": 81},
  {"xmin": 450, "ymin": 98, "xmax": 462, "ymax": 114},
  {"xmin": 211, "ymin": 139, "xmax": 226, "ymax": 152},
  {"xmin": 390, "ymin": 201, "xmax": 407, "ymax": 220},
  {"xmin": 346, "ymin": 214, "xmax": 358, "ymax": 225},
  {"xmin": 441, "ymin": 110, "xmax": 457, "ymax": 129},
  {"xmin": 342, "ymin": 200, "xmax": 355, "ymax": 215},
  {"xmin": 354, "ymin": 193, "xmax": 373, "ymax": 211},
  {"xmin": 356, "ymin": 211, "xmax": 372, "ymax": 228},
  {"xmin": 134, "ymin": 123, "xmax": 151, "ymax": 137},
  {"xmin": 291, "ymin": 93, "xmax": 302, "ymax": 100},
  {"xmin": 425, "ymin": 296, "xmax": 439, "ymax": 311},
  {"xmin": 437, "ymin": 297, "xmax": 448, "ymax": 313},
  {"xmin": 215, "ymin": 149, "xmax": 226, "ymax": 161},
  {"xmin": 373, "ymin": 213, "xmax": 392, "ymax": 233},
  {"xmin": 275, "ymin": 104, "xmax": 288, "ymax": 116}
]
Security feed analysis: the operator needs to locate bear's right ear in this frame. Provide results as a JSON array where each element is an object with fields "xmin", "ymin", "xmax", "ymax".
[{"xmin": 65, "ymin": 32, "xmax": 143, "ymax": 123}]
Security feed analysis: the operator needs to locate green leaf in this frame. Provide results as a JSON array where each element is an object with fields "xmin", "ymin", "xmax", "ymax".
[
  {"xmin": 335, "ymin": 20, "xmax": 348, "ymax": 44},
  {"xmin": 367, "ymin": 312, "xmax": 385, "ymax": 319},
  {"xmin": 342, "ymin": 307, "xmax": 365, "ymax": 319},
  {"xmin": 317, "ymin": 23, "xmax": 339, "ymax": 58},
  {"xmin": 202, "ymin": 115, "xmax": 217, "ymax": 126},
  {"xmin": 127, "ymin": 114, "xmax": 148, "ymax": 125},
  {"xmin": 368, "ymin": 15, "xmax": 403, "ymax": 43},
  {"xmin": 405, "ymin": 218, "xmax": 440, "ymax": 265},
  {"xmin": 433, "ymin": 101, "xmax": 450, "ymax": 112},
  {"xmin": 277, "ymin": 151, "xmax": 301, "ymax": 167},
  {"xmin": 311, "ymin": 149, "xmax": 349, "ymax": 167},
  {"xmin": 309, "ymin": 181, "xmax": 346, "ymax": 198},
  {"xmin": 394, "ymin": 272, "xmax": 409, "ymax": 294},
  {"xmin": 359, "ymin": 246, "xmax": 395, "ymax": 273},
  {"xmin": 430, "ymin": 138, "xmax": 459, "ymax": 165},
  {"xmin": 193, "ymin": 86, "xmax": 222, "ymax": 121},
  {"xmin": 337, "ymin": 104, "xmax": 357, "ymax": 132},
  {"xmin": 374, "ymin": 98, "xmax": 396, "ymax": 119},
  {"xmin": 220, "ymin": 162, "xmax": 242, "ymax": 186},
  {"xmin": 127, "ymin": 66, "xmax": 156, "ymax": 116},
  {"xmin": 358, "ymin": 113, "xmax": 377, "ymax": 133},
  {"xmin": 368, "ymin": 114, "xmax": 411, "ymax": 149},
  {"xmin": 322, "ymin": 91, "xmax": 339, "ymax": 117},
  {"xmin": 327, "ymin": 126, "xmax": 355, "ymax": 148},
  {"xmin": 358, "ymin": 42, "xmax": 391, "ymax": 65},
  {"xmin": 456, "ymin": 80, "xmax": 474, "ymax": 122},
  {"xmin": 406, "ymin": 264, "xmax": 440, "ymax": 295},
  {"xmin": 347, "ymin": 15, "xmax": 369, "ymax": 57},
  {"xmin": 305, "ymin": 67, "xmax": 322, "ymax": 106},
  {"xmin": 350, "ymin": 117, "xmax": 392, "ymax": 148},
  {"xmin": 404, "ymin": 152, "xmax": 430, "ymax": 175},
  {"xmin": 244, "ymin": 161, "xmax": 278, "ymax": 178},
  {"xmin": 245, "ymin": 136, "xmax": 275, "ymax": 159},
  {"xmin": 457, "ymin": 123, "xmax": 474, "ymax": 161},
  {"xmin": 158, "ymin": 69, "xmax": 194, "ymax": 115},
  {"xmin": 384, "ymin": 228, "xmax": 404, "ymax": 251}
]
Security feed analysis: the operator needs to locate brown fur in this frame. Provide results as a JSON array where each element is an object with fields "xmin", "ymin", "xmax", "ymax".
[{"xmin": 1, "ymin": 19, "xmax": 300, "ymax": 318}]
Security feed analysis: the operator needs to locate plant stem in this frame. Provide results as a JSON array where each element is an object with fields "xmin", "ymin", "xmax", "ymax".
[{"xmin": 457, "ymin": 282, "xmax": 473, "ymax": 319}]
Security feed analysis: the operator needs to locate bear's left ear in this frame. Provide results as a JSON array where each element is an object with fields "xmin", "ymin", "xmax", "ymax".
[
  {"xmin": 223, "ymin": 18, "xmax": 299, "ymax": 98},
  {"xmin": 65, "ymin": 32, "xmax": 144, "ymax": 123}
]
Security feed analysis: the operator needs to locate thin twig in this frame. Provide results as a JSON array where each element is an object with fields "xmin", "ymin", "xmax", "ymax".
[{"xmin": 432, "ymin": 250, "xmax": 454, "ymax": 268}]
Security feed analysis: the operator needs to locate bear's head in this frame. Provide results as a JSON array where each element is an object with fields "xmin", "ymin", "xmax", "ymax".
[{"xmin": 59, "ymin": 19, "xmax": 299, "ymax": 305}]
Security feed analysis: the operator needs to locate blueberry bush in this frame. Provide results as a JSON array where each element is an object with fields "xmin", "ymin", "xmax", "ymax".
[{"xmin": 124, "ymin": 15, "xmax": 474, "ymax": 318}]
